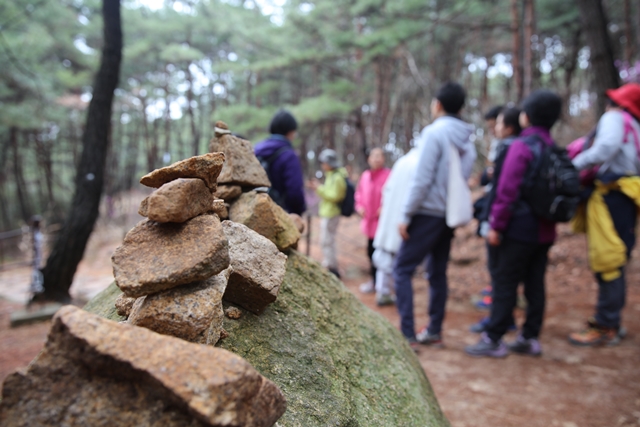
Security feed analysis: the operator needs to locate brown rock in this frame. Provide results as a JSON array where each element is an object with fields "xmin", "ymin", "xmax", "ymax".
[
  {"xmin": 225, "ymin": 306, "xmax": 242, "ymax": 320},
  {"xmin": 114, "ymin": 294, "xmax": 137, "ymax": 318},
  {"xmin": 139, "ymin": 152, "xmax": 224, "ymax": 192},
  {"xmin": 0, "ymin": 306, "xmax": 286, "ymax": 427},
  {"xmin": 228, "ymin": 191, "xmax": 301, "ymax": 251},
  {"xmin": 209, "ymin": 121, "xmax": 270, "ymax": 188},
  {"xmin": 112, "ymin": 215, "xmax": 230, "ymax": 298},
  {"xmin": 214, "ymin": 184, "xmax": 242, "ymax": 202},
  {"xmin": 140, "ymin": 178, "xmax": 214, "ymax": 223},
  {"xmin": 289, "ymin": 213, "xmax": 306, "ymax": 233},
  {"xmin": 128, "ymin": 269, "xmax": 230, "ymax": 345},
  {"xmin": 211, "ymin": 199, "xmax": 228, "ymax": 220},
  {"xmin": 221, "ymin": 221, "xmax": 287, "ymax": 314}
]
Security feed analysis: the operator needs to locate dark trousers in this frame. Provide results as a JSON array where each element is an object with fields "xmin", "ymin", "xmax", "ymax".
[
  {"xmin": 486, "ymin": 238, "xmax": 551, "ymax": 342},
  {"xmin": 594, "ymin": 190, "xmax": 637, "ymax": 328},
  {"xmin": 393, "ymin": 215, "xmax": 454, "ymax": 339},
  {"xmin": 367, "ymin": 238, "xmax": 376, "ymax": 284}
]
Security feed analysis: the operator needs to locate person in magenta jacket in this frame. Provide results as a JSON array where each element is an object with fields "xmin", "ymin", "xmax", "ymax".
[
  {"xmin": 465, "ymin": 90, "xmax": 562, "ymax": 358},
  {"xmin": 355, "ymin": 148, "xmax": 391, "ymax": 295}
]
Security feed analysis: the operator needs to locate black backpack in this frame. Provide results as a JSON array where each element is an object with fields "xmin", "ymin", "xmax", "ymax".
[
  {"xmin": 340, "ymin": 177, "xmax": 356, "ymax": 217},
  {"xmin": 521, "ymin": 135, "xmax": 580, "ymax": 222},
  {"xmin": 256, "ymin": 146, "xmax": 291, "ymax": 209}
]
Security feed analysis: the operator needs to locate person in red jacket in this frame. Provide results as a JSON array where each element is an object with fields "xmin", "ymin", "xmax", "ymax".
[{"xmin": 356, "ymin": 148, "xmax": 391, "ymax": 296}]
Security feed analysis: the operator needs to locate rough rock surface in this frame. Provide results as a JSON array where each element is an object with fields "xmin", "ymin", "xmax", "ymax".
[
  {"xmin": 114, "ymin": 294, "xmax": 137, "ymax": 318},
  {"xmin": 214, "ymin": 184, "xmax": 242, "ymax": 202},
  {"xmin": 112, "ymin": 215, "xmax": 230, "ymax": 298},
  {"xmin": 139, "ymin": 178, "xmax": 214, "ymax": 223},
  {"xmin": 228, "ymin": 191, "xmax": 301, "ymax": 252},
  {"xmin": 211, "ymin": 199, "xmax": 228, "ymax": 220},
  {"xmin": 128, "ymin": 269, "xmax": 230, "ymax": 345},
  {"xmin": 289, "ymin": 213, "xmax": 305, "ymax": 233},
  {"xmin": 222, "ymin": 221, "xmax": 287, "ymax": 314},
  {"xmin": 86, "ymin": 252, "xmax": 450, "ymax": 427},
  {"xmin": 225, "ymin": 306, "xmax": 242, "ymax": 319},
  {"xmin": 139, "ymin": 152, "xmax": 224, "ymax": 192},
  {"xmin": 209, "ymin": 122, "xmax": 270, "ymax": 188},
  {"xmin": 0, "ymin": 306, "xmax": 286, "ymax": 427}
]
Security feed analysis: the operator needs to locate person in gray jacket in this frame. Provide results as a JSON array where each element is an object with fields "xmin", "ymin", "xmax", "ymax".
[{"xmin": 393, "ymin": 82, "xmax": 476, "ymax": 350}]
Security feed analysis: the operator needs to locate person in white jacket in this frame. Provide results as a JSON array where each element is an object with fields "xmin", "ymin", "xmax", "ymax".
[{"xmin": 371, "ymin": 142, "xmax": 423, "ymax": 306}]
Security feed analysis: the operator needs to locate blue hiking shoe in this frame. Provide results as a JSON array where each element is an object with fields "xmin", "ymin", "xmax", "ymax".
[
  {"xmin": 465, "ymin": 333, "xmax": 508, "ymax": 358},
  {"xmin": 507, "ymin": 335, "xmax": 542, "ymax": 356},
  {"xmin": 469, "ymin": 317, "xmax": 517, "ymax": 333}
]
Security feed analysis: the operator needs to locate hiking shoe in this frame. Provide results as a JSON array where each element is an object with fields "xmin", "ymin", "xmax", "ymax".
[
  {"xmin": 465, "ymin": 333, "xmax": 508, "ymax": 358},
  {"xmin": 469, "ymin": 316, "xmax": 517, "ymax": 333},
  {"xmin": 407, "ymin": 338, "xmax": 420, "ymax": 354},
  {"xmin": 416, "ymin": 328, "xmax": 443, "ymax": 347},
  {"xmin": 376, "ymin": 293, "xmax": 396, "ymax": 306},
  {"xmin": 474, "ymin": 296, "xmax": 492, "ymax": 310},
  {"xmin": 480, "ymin": 286, "xmax": 492, "ymax": 297},
  {"xmin": 568, "ymin": 322, "xmax": 618, "ymax": 347},
  {"xmin": 587, "ymin": 317, "xmax": 627, "ymax": 341},
  {"xmin": 507, "ymin": 335, "xmax": 542, "ymax": 356},
  {"xmin": 359, "ymin": 281, "xmax": 375, "ymax": 294}
]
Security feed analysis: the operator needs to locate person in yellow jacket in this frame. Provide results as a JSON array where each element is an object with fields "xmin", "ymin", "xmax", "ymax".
[
  {"xmin": 309, "ymin": 149, "xmax": 347, "ymax": 277},
  {"xmin": 569, "ymin": 83, "xmax": 640, "ymax": 346}
]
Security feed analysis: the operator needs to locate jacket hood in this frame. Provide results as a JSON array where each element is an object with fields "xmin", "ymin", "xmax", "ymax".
[
  {"xmin": 254, "ymin": 135, "xmax": 293, "ymax": 157},
  {"xmin": 438, "ymin": 116, "xmax": 475, "ymax": 153}
]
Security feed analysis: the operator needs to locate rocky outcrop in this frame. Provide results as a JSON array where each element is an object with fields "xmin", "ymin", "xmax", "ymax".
[
  {"xmin": 139, "ymin": 152, "xmax": 224, "ymax": 192},
  {"xmin": 112, "ymin": 215, "xmax": 230, "ymax": 298},
  {"xmin": 128, "ymin": 269, "xmax": 230, "ymax": 345},
  {"xmin": 228, "ymin": 191, "xmax": 301, "ymax": 252},
  {"xmin": 85, "ymin": 252, "xmax": 450, "ymax": 427},
  {"xmin": 222, "ymin": 221, "xmax": 287, "ymax": 314},
  {"xmin": 138, "ymin": 178, "xmax": 213, "ymax": 223},
  {"xmin": 0, "ymin": 306, "xmax": 286, "ymax": 427},
  {"xmin": 209, "ymin": 122, "xmax": 270, "ymax": 188}
]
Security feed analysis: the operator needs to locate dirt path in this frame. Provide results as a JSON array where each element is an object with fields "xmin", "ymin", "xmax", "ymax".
[{"xmin": 1, "ymin": 215, "xmax": 639, "ymax": 427}]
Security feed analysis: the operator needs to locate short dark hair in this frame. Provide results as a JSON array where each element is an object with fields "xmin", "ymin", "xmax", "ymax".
[
  {"xmin": 521, "ymin": 90, "xmax": 562, "ymax": 129},
  {"xmin": 436, "ymin": 82, "xmax": 466, "ymax": 114},
  {"xmin": 500, "ymin": 107, "xmax": 522, "ymax": 135},
  {"xmin": 269, "ymin": 110, "xmax": 298, "ymax": 135},
  {"xmin": 484, "ymin": 105, "xmax": 504, "ymax": 121}
]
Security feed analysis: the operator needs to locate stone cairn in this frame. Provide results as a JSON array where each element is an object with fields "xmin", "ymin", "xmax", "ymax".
[{"xmin": 0, "ymin": 121, "xmax": 304, "ymax": 427}]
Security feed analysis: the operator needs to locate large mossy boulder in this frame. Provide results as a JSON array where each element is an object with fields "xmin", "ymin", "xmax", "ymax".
[{"xmin": 85, "ymin": 251, "xmax": 449, "ymax": 427}]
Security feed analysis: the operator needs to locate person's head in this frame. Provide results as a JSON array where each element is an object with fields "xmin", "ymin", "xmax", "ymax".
[
  {"xmin": 431, "ymin": 82, "xmax": 466, "ymax": 118},
  {"xmin": 484, "ymin": 105, "xmax": 504, "ymax": 137},
  {"xmin": 367, "ymin": 147, "xmax": 385, "ymax": 170},
  {"xmin": 519, "ymin": 90, "xmax": 562, "ymax": 130},
  {"xmin": 605, "ymin": 83, "xmax": 640, "ymax": 121},
  {"xmin": 269, "ymin": 110, "xmax": 298, "ymax": 140},
  {"xmin": 495, "ymin": 107, "xmax": 522, "ymax": 139},
  {"xmin": 318, "ymin": 149, "xmax": 340, "ymax": 171},
  {"xmin": 30, "ymin": 215, "xmax": 42, "ymax": 230}
]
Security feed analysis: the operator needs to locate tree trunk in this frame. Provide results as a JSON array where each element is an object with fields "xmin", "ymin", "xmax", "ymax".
[
  {"xmin": 510, "ymin": 0, "xmax": 523, "ymax": 102},
  {"xmin": 523, "ymin": 0, "xmax": 535, "ymax": 97},
  {"xmin": 10, "ymin": 127, "xmax": 32, "ymax": 222},
  {"xmin": 577, "ymin": 0, "xmax": 621, "ymax": 117},
  {"xmin": 186, "ymin": 66, "xmax": 200, "ymax": 157},
  {"xmin": 623, "ymin": 0, "xmax": 634, "ymax": 63},
  {"xmin": 40, "ymin": 0, "xmax": 122, "ymax": 302}
]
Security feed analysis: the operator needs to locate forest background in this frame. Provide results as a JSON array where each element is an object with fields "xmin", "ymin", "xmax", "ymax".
[{"xmin": 1, "ymin": 0, "xmax": 639, "ymax": 233}]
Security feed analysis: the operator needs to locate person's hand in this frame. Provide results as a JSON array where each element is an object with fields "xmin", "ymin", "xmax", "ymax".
[
  {"xmin": 398, "ymin": 223, "xmax": 410, "ymax": 241},
  {"xmin": 487, "ymin": 228, "xmax": 501, "ymax": 246},
  {"xmin": 356, "ymin": 207, "xmax": 365, "ymax": 217},
  {"xmin": 307, "ymin": 179, "xmax": 320, "ymax": 190}
]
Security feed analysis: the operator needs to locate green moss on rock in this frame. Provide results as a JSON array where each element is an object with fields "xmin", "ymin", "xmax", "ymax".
[
  {"xmin": 83, "ymin": 282, "xmax": 126, "ymax": 322},
  {"xmin": 84, "ymin": 251, "xmax": 449, "ymax": 427}
]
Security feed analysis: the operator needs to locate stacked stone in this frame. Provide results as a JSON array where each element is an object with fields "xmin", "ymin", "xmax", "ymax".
[
  {"xmin": 0, "ymin": 125, "xmax": 308, "ymax": 427},
  {"xmin": 210, "ymin": 121, "xmax": 302, "ymax": 251}
]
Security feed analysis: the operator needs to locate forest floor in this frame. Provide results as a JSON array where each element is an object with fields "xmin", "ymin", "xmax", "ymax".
[{"xmin": 1, "ymin": 210, "xmax": 639, "ymax": 427}]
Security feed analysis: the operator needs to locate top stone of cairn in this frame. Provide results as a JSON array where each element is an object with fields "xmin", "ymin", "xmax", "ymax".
[
  {"xmin": 209, "ymin": 121, "xmax": 271, "ymax": 188},
  {"xmin": 139, "ymin": 152, "xmax": 225, "ymax": 192}
]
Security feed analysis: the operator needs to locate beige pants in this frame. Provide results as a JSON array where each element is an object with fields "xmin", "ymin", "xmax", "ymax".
[{"xmin": 320, "ymin": 216, "xmax": 340, "ymax": 270}]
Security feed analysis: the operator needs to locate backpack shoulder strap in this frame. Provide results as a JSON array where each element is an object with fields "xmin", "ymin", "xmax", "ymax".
[
  {"xmin": 621, "ymin": 111, "xmax": 640, "ymax": 160},
  {"xmin": 260, "ymin": 145, "xmax": 292, "ymax": 170}
]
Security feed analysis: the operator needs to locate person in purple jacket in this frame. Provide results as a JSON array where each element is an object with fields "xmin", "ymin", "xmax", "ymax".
[
  {"xmin": 254, "ymin": 110, "xmax": 307, "ymax": 215},
  {"xmin": 465, "ymin": 90, "xmax": 562, "ymax": 358}
]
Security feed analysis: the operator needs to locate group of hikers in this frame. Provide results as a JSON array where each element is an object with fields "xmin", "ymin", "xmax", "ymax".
[{"xmin": 255, "ymin": 81, "xmax": 640, "ymax": 357}]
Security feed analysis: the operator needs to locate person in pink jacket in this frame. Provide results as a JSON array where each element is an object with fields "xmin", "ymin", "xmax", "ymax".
[{"xmin": 356, "ymin": 148, "xmax": 391, "ymax": 294}]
